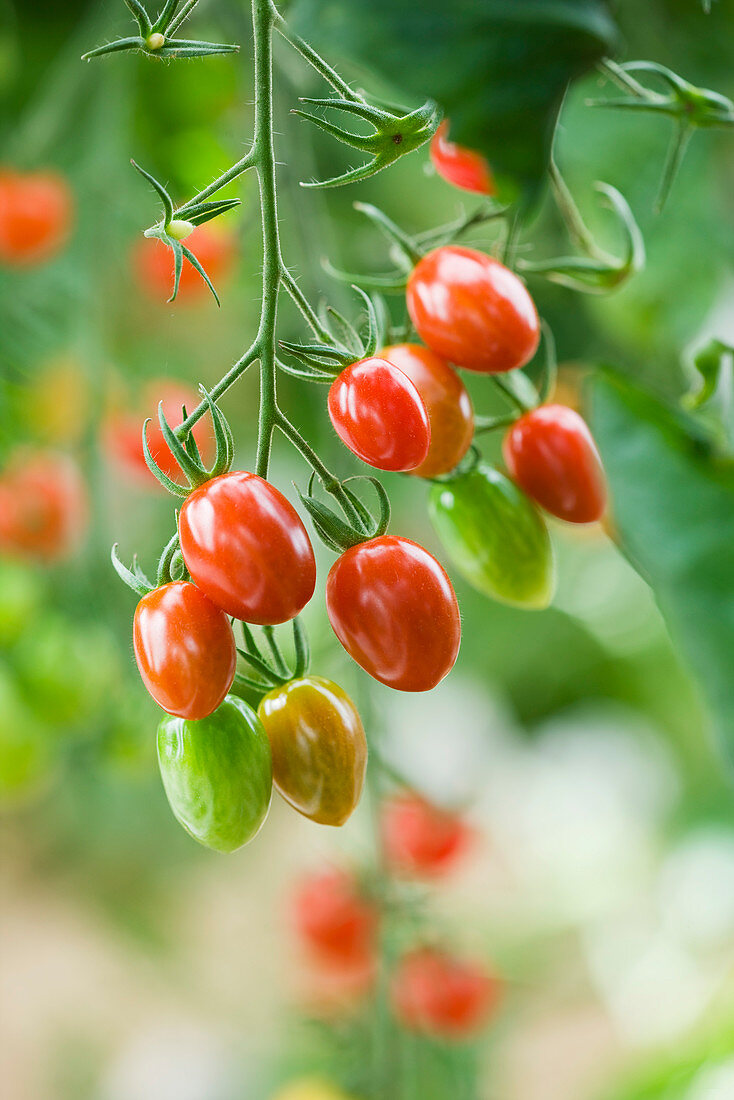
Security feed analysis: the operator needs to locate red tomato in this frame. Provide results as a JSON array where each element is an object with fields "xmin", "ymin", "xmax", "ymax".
[
  {"xmin": 379, "ymin": 344, "xmax": 474, "ymax": 477},
  {"xmin": 381, "ymin": 794, "xmax": 471, "ymax": 877},
  {"xmin": 406, "ymin": 246, "xmax": 540, "ymax": 374},
  {"xmin": 0, "ymin": 451, "xmax": 88, "ymax": 562},
  {"xmin": 104, "ymin": 380, "xmax": 215, "ymax": 486},
  {"xmin": 430, "ymin": 120, "xmax": 495, "ymax": 196},
  {"xmin": 133, "ymin": 224, "xmax": 236, "ymax": 302},
  {"xmin": 392, "ymin": 948, "xmax": 500, "ymax": 1039},
  {"xmin": 328, "ymin": 357, "xmax": 431, "ymax": 472},
  {"xmin": 178, "ymin": 472, "xmax": 316, "ymax": 624},
  {"xmin": 133, "ymin": 581, "xmax": 236, "ymax": 719},
  {"xmin": 292, "ymin": 870, "xmax": 377, "ymax": 967},
  {"xmin": 0, "ymin": 169, "xmax": 73, "ymax": 266},
  {"xmin": 326, "ymin": 535, "xmax": 460, "ymax": 692},
  {"xmin": 503, "ymin": 404, "xmax": 607, "ymax": 524}
]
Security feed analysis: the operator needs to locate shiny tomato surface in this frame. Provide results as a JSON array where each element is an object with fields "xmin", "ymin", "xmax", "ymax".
[
  {"xmin": 328, "ymin": 357, "xmax": 430, "ymax": 472},
  {"xmin": 133, "ymin": 223, "xmax": 236, "ymax": 302},
  {"xmin": 503, "ymin": 404, "xmax": 607, "ymax": 524},
  {"xmin": 0, "ymin": 451, "xmax": 88, "ymax": 562},
  {"xmin": 429, "ymin": 120, "xmax": 495, "ymax": 195},
  {"xmin": 0, "ymin": 169, "xmax": 73, "ymax": 265},
  {"xmin": 379, "ymin": 344, "xmax": 474, "ymax": 477},
  {"xmin": 179, "ymin": 472, "xmax": 316, "ymax": 624},
  {"xmin": 258, "ymin": 676, "xmax": 367, "ymax": 826},
  {"xmin": 326, "ymin": 535, "xmax": 460, "ymax": 692},
  {"xmin": 382, "ymin": 794, "xmax": 471, "ymax": 877},
  {"xmin": 133, "ymin": 581, "xmax": 236, "ymax": 719},
  {"xmin": 392, "ymin": 948, "xmax": 500, "ymax": 1039},
  {"xmin": 293, "ymin": 869, "xmax": 377, "ymax": 966},
  {"xmin": 406, "ymin": 246, "xmax": 540, "ymax": 374}
]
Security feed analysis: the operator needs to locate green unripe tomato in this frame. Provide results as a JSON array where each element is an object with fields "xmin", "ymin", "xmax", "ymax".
[
  {"xmin": 429, "ymin": 463, "xmax": 555, "ymax": 609},
  {"xmin": 157, "ymin": 694, "xmax": 273, "ymax": 853},
  {"xmin": 167, "ymin": 219, "xmax": 195, "ymax": 241}
]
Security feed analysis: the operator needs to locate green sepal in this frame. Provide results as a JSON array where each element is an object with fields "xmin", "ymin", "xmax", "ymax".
[
  {"xmin": 111, "ymin": 543, "xmax": 154, "ymax": 597},
  {"xmin": 276, "ymin": 357, "xmax": 335, "ymax": 384},
  {"xmin": 125, "ymin": 0, "xmax": 152, "ymax": 34},
  {"xmin": 82, "ymin": 36, "xmax": 146, "ymax": 61},
  {"xmin": 178, "ymin": 198, "xmax": 242, "ymax": 226},
  {"xmin": 151, "ymin": 0, "xmax": 178, "ymax": 33},
  {"xmin": 297, "ymin": 474, "xmax": 390, "ymax": 553},
  {"xmin": 352, "ymin": 202, "xmax": 423, "ymax": 267},
  {"xmin": 683, "ymin": 338, "xmax": 734, "ymax": 411},
  {"xmin": 156, "ymin": 529, "xmax": 182, "ymax": 587},
  {"xmin": 322, "ymin": 257, "xmax": 408, "ymax": 293}
]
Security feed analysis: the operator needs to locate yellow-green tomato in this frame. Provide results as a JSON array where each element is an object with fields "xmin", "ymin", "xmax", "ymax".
[
  {"xmin": 157, "ymin": 694, "xmax": 272, "ymax": 853},
  {"xmin": 429, "ymin": 463, "xmax": 555, "ymax": 609},
  {"xmin": 258, "ymin": 676, "xmax": 367, "ymax": 827}
]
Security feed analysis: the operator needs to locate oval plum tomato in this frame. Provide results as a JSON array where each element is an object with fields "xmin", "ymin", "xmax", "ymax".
[
  {"xmin": 133, "ymin": 223, "xmax": 236, "ymax": 302},
  {"xmin": 104, "ymin": 379, "xmax": 215, "ymax": 486},
  {"xmin": 133, "ymin": 581, "xmax": 236, "ymax": 719},
  {"xmin": 430, "ymin": 120, "xmax": 495, "ymax": 196},
  {"xmin": 381, "ymin": 794, "xmax": 471, "ymax": 877},
  {"xmin": 179, "ymin": 472, "xmax": 316, "ymax": 624},
  {"xmin": 326, "ymin": 536, "xmax": 460, "ymax": 692},
  {"xmin": 293, "ymin": 869, "xmax": 377, "ymax": 966},
  {"xmin": 503, "ymin": 404, "xmax": 607, "ymax": 524},
  {"xmin": 392, "ymin": 948, "xmax": 501, "ymax": 1039},
  {"xmin": 0, "ymin": 450, "xmax": 88, "ymax": 562},
  {"xmin": 0, "ymin": 169, "xmax": 73, "ymax": 266},
  {"xmin": 328, "ymin": 357, "xmax": 430, "ymax": 472},
  {"xmin": 429, "ymin": 463, "xmax": 555, "ymax": 609},
  {"xmin": 378, "ymin": 344, "xmax": 474, "ymax": 478},
  {"xmin": 406, "ymin": 245, "xmax": 540, "ymax": 374},
  {"xmin": 258, "ymin": 677, "xmax": 367, "ymax": 826},
  {"xmin": 157, "ymin": 694, "xmax": 272, "ymax": 852}
]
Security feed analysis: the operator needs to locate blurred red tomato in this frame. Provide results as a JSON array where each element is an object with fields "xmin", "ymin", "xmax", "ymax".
[
  {"xmin": 133, "ymin": 224, "xmax": 236, "ymax": 302},
  {"xmin": 429, "ymin": 120, "xmax": 495, "ymax": 196},
  {"xmin": 292, "ymin": 870, "xmax": 377, "ymax": 968},
  {"xmin": 0, "ymin": 450, "xmax": 88, "ymax": 562},
  {"xmin": 392, "ymin": 948, "xmax": 500, "ymax": 1039},
  {"xmin": 0, "ymin": 169, "xmax": 73, "ymax": 266},
  {"xmin": 381, "ymin": 794, "xmax": 472, "ymax": 877}
]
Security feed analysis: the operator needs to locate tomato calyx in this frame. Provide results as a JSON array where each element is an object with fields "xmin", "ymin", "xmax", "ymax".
[
  {"xmin": 111, "ymin": 526, "xmax": 188, "ymax": 598},
  {"xmin": 82, "ymin": 0, "xmax": 240, "ymax": 62},
  {"xmin": 297, "ymin": 473, "xmax": 390, "ymax": 554},
  {"xmin": 279, "ymin": 285, "xmax": 386, "ymax": 383},
  {"xmin": 143, "ymin": 386, "xmax": 234, "ymax": 496}
]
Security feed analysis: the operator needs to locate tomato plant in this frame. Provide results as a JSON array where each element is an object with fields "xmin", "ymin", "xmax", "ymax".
[
  {"xmin": 133, "ymin": 223, "xmax": 236, "ymax": 302},
  {"xmin": 392, "ymin": 948, "xmax": 501, "ymax": 1039},
  {"xmin": 292, "ymin": 869, "xmax": 377, "ymax": 967},
  {"xmin": 429, "ymin": 120, "xmax": 494, "ymax": 196},
  {"xmin": 0, "ymin": 169, "xmax": 73, "ymax": 266},
  {"xmin": 381, "ymin": 794, "xmax": 472, "ymax": 877},
  {"xmin": 0, "ymin": 450, "xmax": 88, "ymax": 562},
  {"xmin": 133, "ymin": 581, "xmax": 236, "ymax": 719}
]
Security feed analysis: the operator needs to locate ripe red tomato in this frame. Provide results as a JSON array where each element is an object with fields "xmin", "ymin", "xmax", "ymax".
[
  {"xmin": 104, "ymin": 380, "xmax": 215, "ymax": 486},
  {"xmin": 406, "ymin": 246, "xmax": 540, "ymax": 374},
  {"xmin": 0, "ymin": 451, "xmax": 88, "ymax": 562},
  {"xmin": 381, "ymin": 794, "xmax": 472, "ymax": 877},
  {"xmin": 378, "ymin": 344, "xmax": 474, "ymax": 478},
  {"xmin": 430, "ymin": 120, "xmax": 495, "ymax": 196},
  {"xmin": 392, "ymin": 948, "xmax": 500, "ymax": 1039},
  {"xmin": 503, "ymin": 404, "xmax": 607, "ymax": 524},
  {"xmin": 133, "ymin": 224, "xmax": 236, "ymax": 302},
  {"xmin": 326, "ymin": 535, "xmax": 460, "ymax": 692},
  {"xmin": 179, "ymin": 472, "xmax": 316, "ymax": 624},
  {"xmin": 133, "ymin": 581, "xmax": 236, "ymax": 719},
  {"xmin": 0, "ymin": 169, "xmax": 73, "ymax": 266},
  {"xmin": 292, "ymin": 870, "xmax": 377, "ymax": 967},
  {"xmin": 328, "ymin": 357, "xmax": 430, "ymax": 472}
]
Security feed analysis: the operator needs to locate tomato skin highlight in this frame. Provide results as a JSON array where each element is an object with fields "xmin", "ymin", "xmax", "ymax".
[
  {"xmin": 430, "ymin": 120, "xmax": 495, "ymax": 196},
  {"xmin": 0, "ymin": 450, "xmax": 88, "ymax": 562},
  {"xmin": 133, "ymin": 581, "xmax": 236, "ymax": 719},
  {"xmin": 382, "ymin": 794, "xmax": 471, "ymax": 877},
  {"xmin": 392, "ymin": 948, "xmax": 500, "ymax": 1039},
  {"xmin": 326, "ymin": 535, "xmax": 461, "ymax": 692},
  {"xmin": 157, "ymin": 694, "xmax": 272, "ymax": 852},
  {"xmin": 0, "ymin": 169, "xmax": 73, "ymax": 266},
  {"xmin": 429, "ymin": 463, "xmax": 555, "ymax": 609},
  {"xmin": 133, "ymin": 223, "xmax": 236, "ymax": 302},
  {"xmin": 328, "ymin": 357, "xmax": 431, "ymax": 472},
  {"xmin": 258, "ymin": 677, "xmax": 367, "ymax": 826},
  {"xmin": 293, "ymin": 870, "xmax": 377, "ymax": 967},
  {"xmin": 179, "ymin": 472, "xmax": 316, "ymax": 625},
  {"xmin": 379, "ymin": 344, "xmax": 474, "ymax": 478},
  {"xmin": 503, "ymin": 404, "xmax": 607, "ymax": 524},
  {"xmin": 406, "ymin": 246, "xmax": 540, "ymax": 374}
]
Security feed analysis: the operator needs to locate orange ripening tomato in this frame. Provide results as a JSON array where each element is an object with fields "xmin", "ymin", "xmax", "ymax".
[
  {"xmin": 0, "ymin": 169, "xmax": 73, "ymax": 266},
  {"xmin": 292, "ymin": 870, "xmax": 378, "ymax": 968},
  {"xmin": 378, "ymin": 344, "xmax": 474, "ymax": 477},
  {"xmin": 104, "ymin": 380, "xmax": 215, "ymax": 486},
  {"xmin": 133, "ymin": 581, "xmax": 236, "ymax": 719},
  {"xmin": 133, "ymin": 224, "xmax": 236, "ymax": 302},
  {"xmin": 406, "ymin": 245, "xmax": 540, "ymax": 374},
  {"xmin": 430, "ymin": 120, "xmax": 495, "ymax": 196},
  {"xmin": 392, "ymin": 948, "xmax": 501, "ymax": 1039},
  {"xmin": 0, "ymin": 451, "xmax": 88, "ymax": 562},
  {"xmin": 381, "ymin": 794, "xmax": 472, "ymax": 877},
  {"xmin": 503, "ymin": 404, "xmax": 607, "ymax": 524}
]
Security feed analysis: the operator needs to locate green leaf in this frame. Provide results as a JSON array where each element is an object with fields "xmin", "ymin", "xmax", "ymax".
[
  {"xmin": 288, "ymin": 0, "xmax": 620, "ymax": 198},
  {"xmin": 591, "ymin": 371, "xmax": 734, "ymax": 761}
]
